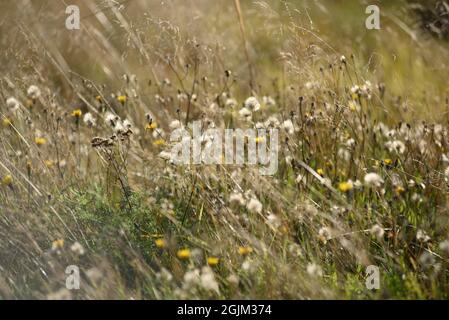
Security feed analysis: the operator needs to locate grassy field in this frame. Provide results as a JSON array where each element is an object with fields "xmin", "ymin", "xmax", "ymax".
[{"xmin": 1, "ymin": 0, "xmax": 449, "ymax": 299}]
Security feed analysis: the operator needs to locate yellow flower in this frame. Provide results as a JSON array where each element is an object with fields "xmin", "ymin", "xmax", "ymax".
[
  {"xmin": 35, "ymin": 137, "xmax": 47, "ymax": 146},
  {"xmin": 71, "ymin": 109, "xmax": 82, "ymax": 118},
  {"xmin": 155, "ymin": 238, "xmax": 166, "ymax": 249},
  {"xmin": 207, "ymin": 257, "xmax": 220, "ymax": 266},
  {"xmin": 2, "ymin": 118, "xmax": 12, "ymax": 127},
  {"xmin": 52, "ymin": 239, "xmax": 64, "ymax": 250},
  {"xmin": 2, "ymin": 175, "xmax": 13, "ymax": 186},
  {"xmin": 395, "ymin": 186, "xmax": 405, "ymax": 195},
  {"xmin": 238, "ymin": 246, "xmax": 253, "ymax": 256},
  {"xmin": 383, "ymin": 158, "xmax": 393, "ymax": 166},
  {"xmin": 153, "ymin": 139, "xmax": 166, "ymax": 146},
  {"xmin": 44, "ymin": 160, "xmax": 54, "ymax": 168},
  {"xmin": 348, "ymin": 100, "xmax": 358, "ymax": 111},
  {"xmin": 145, "ymin": 122, "xmax": 157, "ymax": 130},
  {"xmin": 317, "ymin": 168, "xmax": 324, "ymax": 176},
  {"xmin": 117, "ymin": 95, "xmax": 127, "ymax": 104},
  {"xmin": 338, "ymin": 181, "xmax": 353, "ymax": 193},
  {"xmin": 255, "ymin": 136, "xmax": 265, "ymax": 143},
  {"xmin": 177, "ymin": 248, "xmax": 191, "ymax": 260}
]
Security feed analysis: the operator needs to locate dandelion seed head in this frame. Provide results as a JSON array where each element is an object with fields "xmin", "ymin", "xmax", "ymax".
[
  {"xmin": 370, "ymin": 224, "xmax": 385, "ymax": 239},
  {"xmin": 318, "ymin": 227, "xmax": 332, "ymax": 243},
  {"xmin": 244, "ymin": 96, "xmax": 260, "ymax": 112},
  {"xmin": 281, "ymin": 119, "xmax": 294, "ymax": 135},
  {"xmin": 416, "ymin": 229, "xmax": 431, "ymax": 243},
  {"xmin": 6, "ymin": 97, "xmax": 20, "ymax": 111},
  {"xmin": 83, "ymin": 112, "xmax": 96, "ymax": 127},
  {"xmin": 246, "ymin": 197, "xmax": 262, "ymax": 214},
  {"xmin": 306, "ymin": 263, "xmax": 323, "ymax": 277},
  {"xmin": 229, "ymin": 192, "xmax": 245, "ymax": 206},
  {"xmin": 225, "ymin": 98, "xmax": 237, "ymax": 108},
  {"xmin": 70, "ymin": 241, "xmax": 85, "ymax": 255},
  {"xmin": 364, "ymin": 172, "xmax": 384, "ymax": 188},
  {"xmin": 27, "ymin": 85, "xmax": 41, "ymax": 99}
]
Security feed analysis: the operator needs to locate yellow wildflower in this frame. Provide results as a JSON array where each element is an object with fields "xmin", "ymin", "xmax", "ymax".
[
  {"xmin": 2, "ymin": 118, "xmax": 12, "ymax": 127},
  {"xmin": 145, "ymin": 122, "xmax": 157, "ymax": 130},
  {"xmin": 395, "ymin": 186, "xmax": 405, "ymax": 195},
  {"xmin": 338, "ymin": 181, "xmax": 353, "ymax": 192},
  {"xmin": 2, "ymin": 175, "xmax": 13, "ymax": 186},
  {"xmin": 207, "ymin": 257, "xmax": 220, "ymax": 266},
  {"xmin": 238, "ymin": 246, "xmax": 253, "ymax": 256},
  {"xmin": 317, "ymin": 168, "xmax": 324, "ymax": 176},
  {"xmin": 153, "ymin": 139, "xmax": 166, "ymax": 146},
  {"xmin": 35, "ymin": 137, "xmax": 47, "ymax": 146},
  {"xmin": 177, "ymin": 248, "xmax": 191, "ymax": 260},
  {"xmin": 52, "ymin": 239, "xmax": 64, "ymax": 250},
  {"xmin": 117, "ymin": 95, "xmax": 127, "ymax": 104},
  {"xmin": 348, "ymin": 100, "xmax": 358, "ymax": 111},
  {"xmin": 155, "ymin": 238, "xmax": 166, "ymax": 249},
  {"xmin": 44, "ymin": 160, "xmax": 54, "ymax": 168},
  {"xmin": 71, "ymin": 109, "xmax": 82, "ymax": 118}
]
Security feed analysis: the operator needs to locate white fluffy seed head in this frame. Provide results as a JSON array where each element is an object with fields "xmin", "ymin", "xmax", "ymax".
[
  {"xmin": 27, "ymin": 85, "xmax": 41, "ymax": 99},
  {"xmin": 364, "ymin": 172, "xmax": 384, "ymax": 188},
  {"xmin": 244, "ymin": 97, "xmax": 260, "ymax": 112}
]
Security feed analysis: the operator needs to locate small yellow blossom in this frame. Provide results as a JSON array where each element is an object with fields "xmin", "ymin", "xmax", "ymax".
[
  {"xmin": 207, "ymin": 257, "xmax": 220, "ymax": 266},
  {"xmin": 155, "ymin": 238, "xmax": 166, "ymax": 249},
  {"xmin": 71, "ymin": 109, "xmax": 82, "ymax": 118},
  {"xmin": 145, "ymin": 122, "xmax": 157, "ymax": 130},
  {"xmin": 238, "ymin": 246, "xmax": 253, "ymax": 256},
  {"xmin": 348, "ymin": 100, "xmax": 358, "ymax": 111},
  {"xmin": 117, "ymin": 95, "xmax": 127, "ymax": 104},
  {"xmin": 338, "ymin": 181, "xmax": 353, "ymax": 193},
  {"xmin": 317, "ymin": 168, "xmax": 324, "ymax": 176},
  {"xmin": 2, "ymin": 175, "xmax": 13, "ymax": 186},
  {"xmin": 44, "ymin": 160, "xmax": 54, "ymax": 168},
  {"xmin": 2, "ymin": 118, "xmax": 12, "ymax": 127},
  {"xmin": 153, "ymin": 139, "xmax": 166, "ymax": 146},
  {"xmin": 52, "ymin": 239, "xmax": 64, "ymax": 250},
  {"xmin": 383, "ymin": 158, "xmax": 393, "ymax": 166},
  {"xmin": 35, "ymin": 137, "xmax": 47, "ymax": 146},
  {"xmin": 395, "ymin": 186, "xmax": 405, "ymax": 195},
  {"xmin": 177, "ymin": 248, "xmax": 191, "ymax": 260}
]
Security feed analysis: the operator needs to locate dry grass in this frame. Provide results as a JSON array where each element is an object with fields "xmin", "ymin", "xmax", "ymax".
[{"xmin": 1, "ymin": 0, "xmax": 449, "ymax": 299}]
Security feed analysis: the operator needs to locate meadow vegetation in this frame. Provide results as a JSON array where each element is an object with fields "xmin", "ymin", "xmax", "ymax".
[{"xmin": 1, "ymin": 0, "xmax": 449, "ymax": 299}]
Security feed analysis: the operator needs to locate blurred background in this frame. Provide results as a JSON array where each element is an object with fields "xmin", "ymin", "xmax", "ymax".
[{"xmin": 1, "ymin": 0, "xmax": 448, "ymax": 120}]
